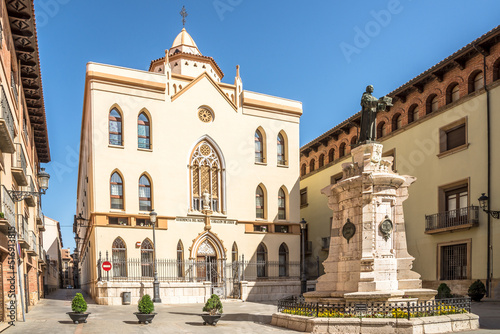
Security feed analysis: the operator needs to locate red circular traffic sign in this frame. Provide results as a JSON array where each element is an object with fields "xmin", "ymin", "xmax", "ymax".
[{"xmin": 102, "ymin": 261, "xmax": 112, "ymax": 272}]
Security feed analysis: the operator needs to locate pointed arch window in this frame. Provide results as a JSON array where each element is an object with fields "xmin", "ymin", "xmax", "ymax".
[
  {"xmin": 139, "ymin": 175, "xmax": 152, "ymax": 211},
  {"xmin": 257, "ymin": 243, "xmax": 267, "ymax": 278},
  {"xmin": 177, "ymin": 241, "xmax": 184, "ymax": 278},
  {"xmin": 279, "ymin": 243, "xmax": 289, "ymax": 277},
  {"xmin": 232, "ymin": 242, "xmax": 238, "ymax": 263},
  {"xmin": 109, "ymin": 108, "xmax": 122, "ymax": 146},
  {"xmin": 190, "ymin": 140, "xmax": 224, "ymax": 213},
  {"xmin": 141, "ymin": 239, "xmax": 154, "ymax": 277},
  {"xmin": 138, "ymin": 112, "xmax": 150, "ymax": 149},
  {"xmin": 255, "ymin": 130, "xmax": 264, "ymax": 163},
  {"xmin": 277, "ymin": 133, "xmax": 286, "ymax": 165},
  {"xmin": 112, "ymin": 238, "xmax": 127, "ymax": 278},
  {"xmin": 278, "ymin": 188, "xmax": 286, "ymax": 220},
  {"xmin": 256, "ymin": 185, "xmax": 265, "ymax": 219},
  {"xmin": 110, "ymin": 172, "xmax": 124, "ymax": 209}
]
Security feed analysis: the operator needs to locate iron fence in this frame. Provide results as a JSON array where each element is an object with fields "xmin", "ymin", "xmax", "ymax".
[
  {"xmin": 97, "ymin": 256, "xmax": 300, "ymax": 283},
  {"xmin": 277, "ymin": 296, "xmax": 471, "ymax": 320}
]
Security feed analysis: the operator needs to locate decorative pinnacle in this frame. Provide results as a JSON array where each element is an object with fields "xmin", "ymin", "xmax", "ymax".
[{"xmin": 180, "ymin": 6, "xmax": 188, "ymax": 27}]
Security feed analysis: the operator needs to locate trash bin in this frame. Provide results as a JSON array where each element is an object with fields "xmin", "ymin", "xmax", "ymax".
[{"xmin": 122, "ymin": 292, "xmax": 131, "ymax": 305}]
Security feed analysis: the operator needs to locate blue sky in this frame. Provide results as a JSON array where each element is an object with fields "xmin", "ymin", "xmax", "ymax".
[{"xmin": 34, "ymin": 0, "xmax": 500, "ymax": 251}]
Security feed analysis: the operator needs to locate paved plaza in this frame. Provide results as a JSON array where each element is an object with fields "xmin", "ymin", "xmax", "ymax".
[{"xmin": 2, "ymin": 289, "xmax": 500, "ymax": 333}]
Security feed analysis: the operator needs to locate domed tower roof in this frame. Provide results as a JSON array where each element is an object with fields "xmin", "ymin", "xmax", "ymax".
[{"xmin": 170, "ymin": 28, "xmax": 201, "ymax": 55}]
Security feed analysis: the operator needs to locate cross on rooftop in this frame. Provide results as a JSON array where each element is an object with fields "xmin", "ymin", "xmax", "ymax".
[{"xmin": 180, "ymin": 6, "xmax": 188, "ymax": 27}]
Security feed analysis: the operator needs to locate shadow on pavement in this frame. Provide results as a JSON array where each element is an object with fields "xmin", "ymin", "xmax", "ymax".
[
  {"xmin": 168, "ymin": 311, "xmax": 200, "ymax": 316},
  {"xmin": 57, "ymin": 321, "xmax": 76, "ymax": 324},
  {"xmin": 123, "ymin": 321, "xmax": 141, "ymax": 325},
  {"xmin": 185, "ymin": 322, "xmax": 205, "ymax": 326},
  {"xmin": 222, "ymin": 313, "xmax": 271, "ymax": 323}
]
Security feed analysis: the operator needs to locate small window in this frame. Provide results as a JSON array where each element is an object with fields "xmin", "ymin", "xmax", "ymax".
[
  {"xmin": 446, "ymin": 83, "xmax": 460, "ymax": 104},
  {"xmin": 431, "ymin": 96, "xmax": 439, "ymax": 113},
  {"xmin": 408, "ymin": 104, "xmax": 419, "ymax": 124},
  {"xmin": 139, "ymin": 175, "xmax": 152, "ymax": 211},
  {"xmin": 177, "ymin": 241, "xmax": 184, "ymax": 278},
  {"xmin": 392, "ymin": 114, "xmax": 402, "ymax": 131},
  {"xmin": 473, "ymin": 72, "xmax": 484, "ymax": 92},
  {"xmin": 339, "ymin": 143, "xmax": 346, "ymax": 158},
  {"xmin": 277, "ymin": 132, "xmax": 286, "ymax": 165},
  {"xmin": 110, "ymin": 172, "xmax": 124, "ymax": 209},
  {"xmin": 300, "ymin": 188, "xmax": 308, "ymax": 207},
  {"xmin": 275, "ymin": 225, "xmax": 289, "ymax": 233},
  {"xmin": 109, "ymin": 109, "xmax": 123, "ymax": 146},
  {"xmin": 279, "ymin": 243, "xmax": 288, "ymax": 277},
  {"xmin": 254, "ymin": 225, "xmax": 268, "ymax": 232},
  {"xmin": 109, "ymin": 217, "xmax": 129, "ymax": 225},
  {"xmin": 318, "ymin": 154, "xmax": 324, "ymax": 168},
  {"xmin": 440, "ymin": 242, "xmax": 469, "ymax": 280},
  {"xmin": 330, "ymin": 172, "xmax": 343, "ymax": 185},
  {"xmin": 350, "ymin": 136, "xmax": 357, "ymax": 147},
  {"xmin": 138, "ymin": 112, "xmax": 151, "ymax": 149},
  {"xmin": 278, "ymin": 188, "xmax": 286, "ymax": 220},
  {"xmin": 256, "ymin": 243, "xmax": 267, "ymax": 277},
  {"xmin": 112, "ymin": 238, "xmax": 127, "ymax": 278},
  {"xmin": 328, "ymin": 148, "xmax": 335, "ymax": 163},
  {"xmin": 377, "ymin": 121, "xmax": 386, "ymax": 138},
  {"xmin": 309, "ymin": 159, "xmax": 315, "ymax": 172},
  {"xmin": 141, "ymin": 239, "xmax": 154, "ymax": 277},
  {"xmin": 256, "ymin": 185, "xmax": 265, "ymax": 219},
  {"xmin": 300, "ymin": 163, "xmax": 306, "ymax": 176},
  {"xmin": 255, "ymin": 130, "xmax": 264, "ymax": 163},
  {"xmin": 136, "ymin": 218, "xmax": 153, "ymax": 227},
  {"xmin": 439, "ymin": 118, "xmax": 467, "ymax": 154}
]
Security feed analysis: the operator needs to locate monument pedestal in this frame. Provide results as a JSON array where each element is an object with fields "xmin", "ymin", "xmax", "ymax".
[{"xmin": 304, "ymin": 142, "xmax": 436, "ymax": 304}]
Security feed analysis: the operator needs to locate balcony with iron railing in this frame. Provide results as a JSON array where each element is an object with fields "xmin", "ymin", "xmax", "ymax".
[
  {"xmin": 17, "ymin": 214, "xmax": 29, "ymax": 249},
  {"xmin": 24, "ymin": 175, "xmax": 36, "ymax": 207},
  {"xmin": 425, "ymin": 206, "xmax": 479, "ymax": 234},
  {"xmin": 36, "ymin": 205, "xmax": 45, "ymax": 231},
  {"xmin": 12, "ymin": 143, "xmax": 28, "ymax": 186},
  {"xmin": 27, "ymin": 230, "xmax": 37, "ymax": 256},
  {"xmin": 0, "ymin": 186, "xmax": 15, "ymax": 233},
  {"xmin": 0, "ymin": 86, "xmax": 15, "ymax": 153}
]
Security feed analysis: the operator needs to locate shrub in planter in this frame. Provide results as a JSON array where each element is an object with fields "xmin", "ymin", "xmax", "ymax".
[
  {"xmin": 201, "ymin": 294, "xmax": 223, "ymax": 326},
  {"xmin": 468, "ymin": 280, "xmax": 486, "ymax": 302},
  {"xmin": 72, "ymin": 293, "xmax": 87, "ymax": 313},
  {"xmin": 68, "ymin": 293, "xmax": 90, "ymax": 324},
  {"xmin": 135, "ymin": 294, "xmax": 156, "ymax": 324},
  {"xmin": 437, "ymin": 283, "xmax": 452, "ymax": 299}
]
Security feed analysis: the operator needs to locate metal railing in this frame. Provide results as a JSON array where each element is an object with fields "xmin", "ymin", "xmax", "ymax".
[
  {"xmin": 12, "ymin": 143, "xmax": 27, "ymax": 175},
  {"xmin": 1, "ymin": 186, "xmax": 15, "ymax": 227},
  {"xmin": 17, "ymin": 214, "xmax": 28, "ymax": 241},
  {"xmin": 425, "ymin": 206, "xmax": 479, "ymax": 232},
  {"xmin": 30, "ymin": 231, "xmax": 38, "ymax": 255},
  {"xmin": 97, "ymin": 258, "xmax": 300, "ymax": 282},
  {"xmin": 277, "ymin": 296, "xmax": 471, "ymax": 320},
  {"xmin": 0, "ymin": 86, "xmax": 15, "ymax": 140}
]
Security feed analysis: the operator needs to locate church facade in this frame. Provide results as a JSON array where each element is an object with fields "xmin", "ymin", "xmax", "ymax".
[{"xmin": 76, "ymin": 28, "xmax": 303, "ymax": 304}]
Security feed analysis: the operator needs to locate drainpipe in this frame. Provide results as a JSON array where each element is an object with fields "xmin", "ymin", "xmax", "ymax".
[{"xmin": 474, "ymin": 44, "xmax": 491, "ymax": 296}]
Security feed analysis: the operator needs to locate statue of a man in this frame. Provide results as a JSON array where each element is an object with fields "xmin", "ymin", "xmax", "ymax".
[
  {"xmin": 202, "ymin": 189, "xmax": 211, "ymax": 210},
  {"xmin": 358, "ymin": 85, "xmax": 393, "ymax": 144}
]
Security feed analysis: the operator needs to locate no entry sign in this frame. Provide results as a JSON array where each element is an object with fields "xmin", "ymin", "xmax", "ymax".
[{"xmin": 102, "ymin": 261, "xmax": 112, "ymax": 272}]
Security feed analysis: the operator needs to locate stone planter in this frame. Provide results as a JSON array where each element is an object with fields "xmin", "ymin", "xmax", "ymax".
[
  {"xmin": 134, "ymin": 312, "xmax": 157, "ymax": 324},
  {"xmin": 67, "ymin": 312, "xmax": 90, "ymax": 324},
  {"xmin": 201, "ymin": 314, "xmax": 222, "ymax": 326}
]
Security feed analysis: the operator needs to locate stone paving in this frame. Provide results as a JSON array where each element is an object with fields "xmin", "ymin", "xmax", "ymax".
[{"xmin": 2, "ymin": 289, "xmax": 500, "ymax": 333}]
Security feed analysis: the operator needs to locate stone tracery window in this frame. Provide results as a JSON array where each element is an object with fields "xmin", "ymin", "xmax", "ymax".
[
  {"xmin": 109, "ymin": 108, "xmax": 122, "ymax": 146},
  {"xmin": 112, "ymin": 238, "xmax": 127, "ymax": 278},
  {"xmin": 141, "ymin": 239, "xmax": 153, "ymax": 277},
  {"xmin": 190, "ymin": 140, "xmax": 224, "ymax": 213}
]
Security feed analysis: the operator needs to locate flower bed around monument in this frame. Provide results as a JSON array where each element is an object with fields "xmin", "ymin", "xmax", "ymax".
[{"xmin": 277, "ymin": 296, "xmax": 471, "ymax": 320}]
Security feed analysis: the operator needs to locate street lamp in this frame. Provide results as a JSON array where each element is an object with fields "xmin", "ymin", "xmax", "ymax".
[
  {"xmin": 9, "ymin": 167, "xmax": 50, "ymax": 201},
  {"xmin": 300, "ymin": 218, "xmax": 307, "ymax": 295},
  {"xmin": 150, "ymin": 210, "xmax": 161, "ymax": 303},
  {"xmin": 478, "ymin": 193, "xmax": 500, "ymax": 219}
]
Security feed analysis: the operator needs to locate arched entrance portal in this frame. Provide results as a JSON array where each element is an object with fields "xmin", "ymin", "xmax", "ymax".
[{"xmin": 190, "ymin": 232, "xmax": 226, "ymax": 287}]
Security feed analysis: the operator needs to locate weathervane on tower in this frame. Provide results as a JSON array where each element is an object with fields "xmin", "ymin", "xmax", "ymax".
[{"xmin": 180, "ymin": 6, "xmax": 188, "ymax": 27}]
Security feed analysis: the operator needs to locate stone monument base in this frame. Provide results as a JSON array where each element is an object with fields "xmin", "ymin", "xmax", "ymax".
[{"xmin": 305, "ymin": 288, "xmax": 437, "ymax": 304}]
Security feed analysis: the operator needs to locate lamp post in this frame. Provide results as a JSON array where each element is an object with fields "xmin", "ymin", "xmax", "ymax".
[
  {"xmin": 150, "ymin": 210, "xmax": 161, "ymax": 303},
  {"xmin": 478, "ymin": 193, "xmax": 500, "ymax": 219},
  {"xmin": 8, "ymin": 167, "xmax": 50, "ymax": 201},
  {"xmin": 300, "ymin": 218, "xmax": 307, "ymax": 295}
]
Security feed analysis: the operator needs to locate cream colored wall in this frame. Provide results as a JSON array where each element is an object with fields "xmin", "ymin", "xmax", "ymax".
[
  {"xmin": 78, "ymin": 61, "xmax": 302, "ymax": 282},
  {"xmin": 301, "ymin": 86, "xmax": 499, "ymax": 283}
]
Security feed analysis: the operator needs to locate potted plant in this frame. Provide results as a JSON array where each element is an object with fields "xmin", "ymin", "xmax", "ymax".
[
  {"xmin": 201, "ymin": 294, "xmax": 223, "ymax": 326},
  {"xmin": 437, "ymin": 283, "xmax": 452, "ymax": 299},
  {"xmin": 468, "ymin": 280, "xmax": 486, "ymax": 302},
  {"xmin": 67, "ymin": 293, "xmax": 90, "ymax": 324},
  {"xmin": 134, "ymin": 294, "xmax": 157, "ymax": 324}
]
